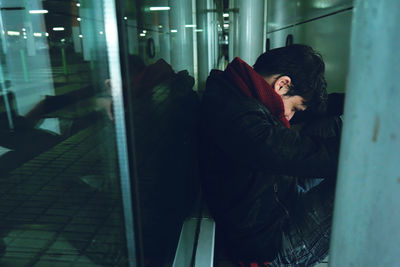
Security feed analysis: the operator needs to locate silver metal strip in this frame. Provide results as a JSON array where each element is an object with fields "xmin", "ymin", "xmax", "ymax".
[
  {"xmin": 194, "ymin": 218, "xmax": 215, "ymax": 267},
  {"xmin": 102, "ymin": 1, "xmax": 137, "ymax": 266},
  {"xmin": 0, "ymin": 11, "xmax": 14, "ymax": 131}
]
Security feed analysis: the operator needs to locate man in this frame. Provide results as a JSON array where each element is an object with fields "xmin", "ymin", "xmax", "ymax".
[{"xmin": 199, "ymin": 44, "xmax": 343, "ymax": 266}]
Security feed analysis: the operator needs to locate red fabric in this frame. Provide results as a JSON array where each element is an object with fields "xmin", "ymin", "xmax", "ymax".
[
  {"xmin": 131, "ymin": 59, "xmax": 175, "ymax": 97},
  {"xmin": 223, "ymin": 57, "xmax": 290, "ymax": 128},
  {"xmin": 238, "ymin": 261, "xmax": 271, "ymax": 267}
]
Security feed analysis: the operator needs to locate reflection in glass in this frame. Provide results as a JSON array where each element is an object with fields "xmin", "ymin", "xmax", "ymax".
[
  {"xmin": 0, "ymin": 0, "xmax": 128, "ymax": 265},
  {"xmin": 1, "ymin": 0, "xmax": 228, "ymax": 265}
]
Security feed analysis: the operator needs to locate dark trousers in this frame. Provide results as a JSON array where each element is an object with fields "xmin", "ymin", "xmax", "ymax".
[{"xmin": 270, "ymin": 177, "xmax": 336, "ymax": 266}]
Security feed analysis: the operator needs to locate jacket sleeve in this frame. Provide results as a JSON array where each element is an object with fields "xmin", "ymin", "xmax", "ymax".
[{"xmin": 205, "ymin": 107, "xmax": 341, "ymax": 178}]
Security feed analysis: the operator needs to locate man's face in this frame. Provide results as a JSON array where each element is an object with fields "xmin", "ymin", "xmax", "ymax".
[
  {"xmin": 280, "ymin": 94, "xmax": 306, "ymax": 121},
  {"xmin": 265, "ymin": 75, "xmax": 307, "ymax": 121}
]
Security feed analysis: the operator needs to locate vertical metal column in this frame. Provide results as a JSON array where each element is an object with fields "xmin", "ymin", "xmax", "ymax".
[
  {"xmin": 169, "ymin": 0, "xmax": 194, "ymax": 75},
  {"xmin": 237, "ymin": 0, "xmax": 264, "ymax": 65},
  {"xmin": 157, "ymin": 9, "xmax": 171, "ymax": 64},
  {"xmin": 228, "ymin": 0, "xmax": 239, "ymax": 61},
  {"xmin": 127, "ymin": 19, "xmax": 138, "ymax": 55},
  {"xmin": 208, "ymin": 0, "xmax": 217, "ymax": 71},
  {"xmin": 103, "ymin": 1, "xmax": 138, "ymax": 266},
  {"xmin": 196, "ymin": 0, "xmax": 212, "ymax": 90},
  {"xmin": 330, "ymin": 1, "xmax": 400, "ymax": 266}
]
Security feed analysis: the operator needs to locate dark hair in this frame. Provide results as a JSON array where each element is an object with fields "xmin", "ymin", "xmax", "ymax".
[{"xmin": 253, "ymin": 44, "xmax": 327, "ymax": 112}]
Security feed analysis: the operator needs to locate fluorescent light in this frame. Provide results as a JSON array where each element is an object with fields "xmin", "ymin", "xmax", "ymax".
[
  {"xmin": 158, "ymin": 25, "xmax": 163, "ymax": 28},
  {"xmin": 29, "ymin": 10, "xmax": 48, "ymax": 14},
  {"xmin": 124, "ymin": 16, "xmax": 127, "ymax": 20},
  {"xmin": 7, "ymin": 31, "xmax": 20, "ymax": 36},
  {"xmin": 171, "ymin": 29, "xmax": 177, "ymax": 33},
  {"xmin": 99, "ymin": 31, "xmax": 104, "ymax": 35},
  {"xmin": 33, "ymin": 32, "xmax": 42, "ymax": 37},
  {"xmin": 185, "ymin": 24, "xmax": 196, "ymax": 28},
  {"xmin": 139, "ymin": 33, "xmax": 145, "ymax": 37},
  {"xmin": 142, "ymin": 30, "xmax": 147, "ymax": 33},
  {"xmin": 76, "ymin": 3, "xmax": 81, "ymax": 7},
  {"xmin": 195, "ymin": 29, "xmax": 203, "ymax": 32},
  {"xmin": 45, "ymin": 33, "xmax": 49, "ymax": 37},
  {"xmin": 23, "ymin": 36, "xmax": 27, "ymax": 39},
  {"xmin": 223, "ymin": 13, "xmax": 229, "ymax": 17},
  {"xmin": 223, "ymin": 24, "xmax": 229, "ymax": 28},
  {"xmin": 77, "ymin": 17, "xmax": 81, "ymax": 21},
  {"xmin": 61, "ymin": 38, "xmax": 66, "ymax": 42},
  {"xmin": 79, "ymin": 34, "xmax": 83, "ymax": 38},
  {"xmin": 149, "ymin": 7, "xmax": 170, "ymax": 11},
  {"xmin": 22, "ymin": 28, "xmax": 26, "ymax": 31},
  {"xmin": 53, "ymin": 27, "xmax": 65, "ymax": 31}
]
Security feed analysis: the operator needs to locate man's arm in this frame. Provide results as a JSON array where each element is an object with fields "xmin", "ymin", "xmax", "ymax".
[{"xmin": 205, "ymin": 108, "xmax": 341, "ymax": 178}]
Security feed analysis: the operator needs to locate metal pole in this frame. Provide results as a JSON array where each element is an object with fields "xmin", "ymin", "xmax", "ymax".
[
  {"xmin": 330, "ymin": 1, "xmax": 400, "ymax": 266},
  {"xmin": 61, "ymin": 47, "xmax": 67, "ymax": 75},
  {"xmin": 19, "ymin": 49, "xmax": 29, "ymax": 82},
  {"xmin": 103, "ymin": 1, "xmax": 138, "ymax": 266},
  {"xmin": 228, "ymin": 0, "xmax": 239, "ymax": 61},
  {"xmin": 0, "ymin": 60, "xmax": 14, "ymax": 131},
  {"xmin": 237, "ymin": 0, "xmax": 264, "ymax": 65},
  {"xmin": 196, "ymin": 0, "xmax": 212, "ymax": 91},
  {"xmin": 169, "ymin": 0, "xmax": 194, "ymax": 75}
]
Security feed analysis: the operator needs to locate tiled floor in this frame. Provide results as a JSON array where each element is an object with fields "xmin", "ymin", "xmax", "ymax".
[{"xmin": 0, "ymin": 125, "xmax": 126, "ymax": 266}]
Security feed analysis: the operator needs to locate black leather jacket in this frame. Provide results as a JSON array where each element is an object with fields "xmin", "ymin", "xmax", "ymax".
[{"xmin": 199, "ymin": 70, "xmax": 342, "ymax": 261}]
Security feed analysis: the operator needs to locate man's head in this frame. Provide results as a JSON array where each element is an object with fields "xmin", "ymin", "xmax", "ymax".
[{"xmin": 253, "ymin": 44, "xmax": 327, "ymax": 120}]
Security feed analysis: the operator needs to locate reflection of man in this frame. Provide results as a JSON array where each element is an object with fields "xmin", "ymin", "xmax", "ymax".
[{"xmin": 199, "ymin": 45, "xmax": 342, "ymax": 266}]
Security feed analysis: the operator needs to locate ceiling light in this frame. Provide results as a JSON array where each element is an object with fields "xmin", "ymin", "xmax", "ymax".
[
  {"xmin": 53, "ymin": 27, "xmax": 65, "ymax": 31},
  {"xmin": 149, "ymin": 7, "xmax": 170, "ymax": 11},
  {"xmin": 29, "ymin": 10, "xmax": 48, "ymax": 14},
  {"xmin": 7, "ymin": 31, "xmax": 20, "ymax": 36}
]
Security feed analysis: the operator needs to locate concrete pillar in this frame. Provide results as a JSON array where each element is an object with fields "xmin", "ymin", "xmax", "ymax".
[
  {"xmin": 237, "ymin": 0, "xmax": 264, "ymax": 65},
  {"xmin": 330, "ymin": 1, "xmax": 400, "ymax": 266}
]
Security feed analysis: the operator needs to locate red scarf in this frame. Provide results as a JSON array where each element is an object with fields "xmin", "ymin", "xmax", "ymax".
[{"xmin": 223, "ymin": 57, "xmax": 290, "ymax": 128}]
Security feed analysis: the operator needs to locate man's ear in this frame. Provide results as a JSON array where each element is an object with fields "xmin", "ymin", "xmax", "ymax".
[{"xmin": 273, "ymin": 75, "xmax": 291, "ymax": 96}]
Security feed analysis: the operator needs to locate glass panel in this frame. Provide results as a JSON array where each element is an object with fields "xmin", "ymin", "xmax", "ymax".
[
  {"xmin": 0, "ymin": 0, "xmax": 134, "ymax": 266},
  {"xmin": 116, "ymin": 0, "xmax": 226, "ymax": 265},
  {"xmin": 0, "ymin": 0, "xmax": 228, "ymax": 265}
]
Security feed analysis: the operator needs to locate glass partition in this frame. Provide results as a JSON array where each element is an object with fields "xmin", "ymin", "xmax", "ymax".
[
  {"xmin": 0, "ymin": 0, "xmax": 227, "ymax": 266},
  {"xmin": 0, "ymin": 0, "xmax": 133, "ymax": 266}
]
